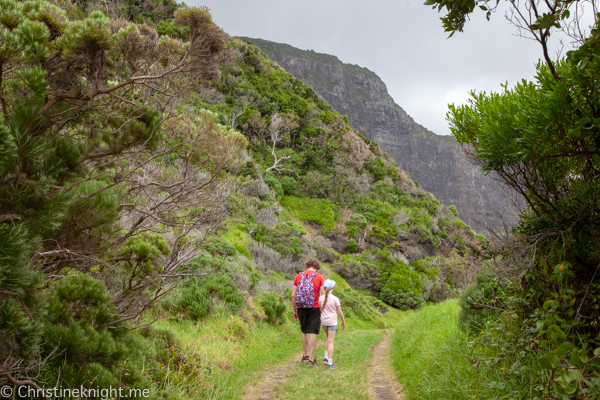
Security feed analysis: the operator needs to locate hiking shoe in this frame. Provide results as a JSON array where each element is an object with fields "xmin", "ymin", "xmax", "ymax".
[
  {"xmin": 323, "ymin": 358, "xmax": 328, "ymax": 364},
  {"xmin": 329, "ymin": 364, "xmax": 337, "ymax": 369},
  {"xmin": 308, "ymin": 360, "xmax": 318, "ymax": 366},
  {"xmin": 301, "ymin": 356, "xmax": 309, "ymax": 363}
]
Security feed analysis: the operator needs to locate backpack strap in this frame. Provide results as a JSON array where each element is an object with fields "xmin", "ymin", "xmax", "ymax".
[{"xmin": 305, "ymin": 271, "xmax": 318, "ymax": 280}]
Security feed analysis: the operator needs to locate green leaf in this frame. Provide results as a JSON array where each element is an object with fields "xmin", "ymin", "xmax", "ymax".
[
  {"xmin": 552, "ymin": 347, "xmax": 567, "ymax": 357},
  {"xmin": 538, "ymin": 356, "xmax": 553, "ymax": 370},
  {"xmin": 559, "ymin": 342, "xmax": 576, "ymax": 351},
  {"xmin": 543, "ymin": 299, "xmax": 556, "ymax": 310},
  {"xmin": 545, "ymin": 353, "xmax": 560, "ymax": 368},
  {"xmin": 568, "ymin": 368, "xmax": 583, "ymax": 383},
  {"xmin": 536, "ymin": 320, "xmax": 545, "ymax": 330},
  {"xmin": 570, "ymin": 350, "xmax": 583, "ymax": 367}
]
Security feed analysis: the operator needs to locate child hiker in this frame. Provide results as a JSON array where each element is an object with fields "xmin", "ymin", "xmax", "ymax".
[{"xmin": 319, "ymin": 279, "xmax": 345, "ymax": 369}]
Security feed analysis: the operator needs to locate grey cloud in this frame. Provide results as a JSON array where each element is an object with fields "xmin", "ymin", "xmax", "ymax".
[{"xmin": 192, "ymin": 0, "xmax": 557, "ymax": 135}]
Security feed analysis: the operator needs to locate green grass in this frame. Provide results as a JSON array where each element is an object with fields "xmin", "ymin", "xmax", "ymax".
[
  {"xmin": 222, "ymin": 224, "xmax": 252, "ymax": 259},
  {"xmin": 153, "ymin": 312, "xmax": 298, "ymax": 399},
  {"xmin": 275, "ymin": 329, "xmax": 386, "ymax": 399},
  {"xmin": 280, "ymin": 195, "xmax": 336, "ymax": 232},
  {"xmin": 391, "ymin": 300, "xmax": 484, "ymax": 400}
]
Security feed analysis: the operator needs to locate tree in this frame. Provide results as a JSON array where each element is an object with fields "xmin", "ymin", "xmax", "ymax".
[
  {"xmin": 427, "ymin": 0, "xmax": 600, "ymax": 277},
  {"xmin": 429, "ymin": 0, "xmax": 600, "ymax": 394},
  {"xmin": 0, "ymin": 0, "xmax": 245, "ymax": 387},
  {"xmin": 425, "ymin": 0, "xmax": 600, "ymax": 79}
]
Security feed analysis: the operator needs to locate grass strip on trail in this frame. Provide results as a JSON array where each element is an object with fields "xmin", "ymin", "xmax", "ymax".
[
  {"xmin": 276, "ymin": 329, "xmax": 386, "ymax": 399},
  {"xmin": 391, "ymin": 300, "xmax": 483, "ymax": 400},
  {"xmin": 153, "ymin": 315, "xmax": 298, "ymax": 399}
]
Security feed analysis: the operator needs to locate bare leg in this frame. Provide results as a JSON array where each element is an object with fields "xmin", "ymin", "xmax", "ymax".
[
  {"xmin": 326, "ymin": 330, "xmax": 337, "ymax": 360},
  {"xmin": 324, "ymin": 329, "xmax": 330, "ymax": 359},
  {"xmin": 307, "ymin": 333, "xmax": 317, "ymax": 361},
  {"xmin": 301, "ymin": 332, "xmax": 308, "ymax": 357}
]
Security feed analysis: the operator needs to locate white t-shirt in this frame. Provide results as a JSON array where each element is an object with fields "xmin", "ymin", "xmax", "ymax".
[{"xmin": 319, "ymin": 294, "xmax": 340, "ymax": 326}]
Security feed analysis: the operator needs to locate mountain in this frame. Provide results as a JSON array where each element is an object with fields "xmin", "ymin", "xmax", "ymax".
[
  {"xmin": 1, "ymin": 2, "xmax": 483, "ymax": 394},
  {"xmin": 244, "ymin": 38, "xmax": 517, "ymax": 231}
]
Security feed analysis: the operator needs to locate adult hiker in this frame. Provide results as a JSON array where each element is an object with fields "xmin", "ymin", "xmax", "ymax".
[{"xmin": 292, "ymin": 258, "xmax": 325, "ymax": 365}]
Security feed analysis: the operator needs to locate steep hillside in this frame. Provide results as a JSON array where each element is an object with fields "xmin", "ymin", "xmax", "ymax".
[
  {"xmin": 0, "ymin": 1, "xmax": 483, "ymax": 396},
  {"xmin": 245, "ymin": 38, "xmax": 517, "ymax": 230}
]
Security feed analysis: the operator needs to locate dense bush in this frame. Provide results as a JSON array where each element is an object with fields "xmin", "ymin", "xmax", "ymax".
[
  {"xmin": 347, "ymin": 213, "xmax": 368, "ymax": 237},
  {"xmin": 176, "ymin": 281, "xmax": 211, "ymax": 320},
  {"xmin": 344, "ymin": 238, "xmax": 359, "ymax": 253},
  {"xmin": 380, "ymin": 287, "xmax": 425, "ymax": 310},
  {"xmin": 263, "ymin": 174, "xmax": 283, "ymax": 197},
  {"xmin": 254, "ymin": 221, "xmax": 307, "ymax": 258},
  {"xmin": 43, "ymin": 272, "xmax": 162, "ymax": 389},
  {"xmin": 202, "ymin": 275, "xmax": 245, "ymax": 313},
  {"xmin": 280, "ymin": 176, "xmax": 298, "ymax": 195},
  {"xmin": 336, "ymin": 287, "xmax": 386, "ymax": 325},
  {"xmin": 176, "ymin": 275, "xmax": 244, "ymax": 320},
  {"xmin": 200, "ymin": 237, "xmax": 238, "ymax": 257},
  {"xmin": 259, "ymin": 292, "xmax": 287, "ymax": 325},
  {"xmin": 377, "ymin": 257, "xmax": 426, "ymax": 310},
  {"xmin": 300, "ymin": 170, "xmax": 333, "ymax": 197}
]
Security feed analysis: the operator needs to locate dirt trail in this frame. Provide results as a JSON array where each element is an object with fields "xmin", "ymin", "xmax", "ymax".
[
  {"xmin": 241, "ymin": 332, "xmax": 403, "ymax": 400},
  {"xmin": 240, "ymin": 353, "xmax": 301, "ymax": 400},
  {"xmin": 241, "ymin": 338, "xmax": 325, "ymax": 400},
  {"xmin": 368, "ymin": 331, "xmax": 404, "ymax": 400}
]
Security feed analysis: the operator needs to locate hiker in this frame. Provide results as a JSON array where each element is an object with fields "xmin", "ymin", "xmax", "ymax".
[
  {"xmin": 292, "ymin": 259, "xmax": 325, "ymax": 366},
  {"xmin": 319, "ymin": 279, "xmax": 345, "ymax": 369}
]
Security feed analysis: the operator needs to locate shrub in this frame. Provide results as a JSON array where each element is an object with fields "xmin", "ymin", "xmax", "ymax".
[
  {"xmin": 336, "ymin": 287, "xmax": 383, "ymax": 325},
  {"xmin": 364, "ymin": 157, "xmax": 388, "ymax": 181},
  {"xmin": 249, "ymin": 241, "xmax": 303, "ymax": 274},
  {"xmin": 43, "ymin": 272, "xmax": 160, "ymax": 389},
  {"xmin": 453, "ymin": 218, "xmax": 469, "ymax": 229},
  {"xmin": 454, "ymin": 233, "xmax": 468, "ymax": 256},
  {"xmin": 259, "ymin": 292, "xmax": 287, "ymax": 325},
  {"xmin": 237, "ymin": 160, "xmax": 260, "ymax": 179},
  {"xmin": 300, "ymin": 170, "xmax": 333, "ymax": 197},
  {"xmin": 380, "ymin": 287, "xmax": 425, "ymax": 310},
  {"xmin": 200, "ymin": 237, "xmax": 237, "ymax": 257},
  {"xmin": 176, "ymin": 282, "xmax": 211, "ymax": 320},
  {"xmin": 347, "ymin": 213, "xmax": 368, "ymax": 237},
  {"xmin": 255, "ymin": 221, "xmax": 307, "ymax": 258},
  {"xmin": 378, "ymin": 259, "xmax": 425, "ymax": 310},
  {"xmin": 332, "ymin": 254, "xmax": 379, "ymax": 289},
  {"xmin": 280, "ymin": 196, "xmax": 336, "ymax": 232},
  {"xmin": 202, "ymin": 275, "xmax": 245, "ymax": 313},
  {"xmin": 263, "ymin": 174, "xmax": 283, "ymax": 197},
  {"xmin": 356, "ymin": 196, "xmax": 398, "ymax": 221},
  {"xmin": 447, "ymin": 205, "xmax": 459, "ymax": 216},
  {"xmin": 222, "ymin": 224, "xmax": 252, "ymax": 259},
  {"xmin": 344, "ymin": 238, "xmax": 359, "ymax": 253},
  {"xmin": 280, "ymin": 176, "xmax": 297, "ymax": 195}
]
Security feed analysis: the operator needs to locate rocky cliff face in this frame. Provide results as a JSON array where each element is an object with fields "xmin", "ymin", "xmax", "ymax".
[{"xmin": 245, "ymin": 38, "xmax": 517, "ymax": 230}]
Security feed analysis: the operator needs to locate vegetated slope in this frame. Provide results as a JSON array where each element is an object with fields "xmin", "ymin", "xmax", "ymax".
[
  {"xmin": 245, "ymin": 38, "xmax": 518, "ymax": 231},
  {"xmin": 0, "ymin": 1, "xmax": 483, "ymax": 397},
  {"xmin": 205, "ymin": 37, "xmax": 486, "ymax": 306}
]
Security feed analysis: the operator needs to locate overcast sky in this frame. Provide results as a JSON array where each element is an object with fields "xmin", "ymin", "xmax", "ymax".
[{"xmin": 186, "ymin": 0, "xmax": 566, "ymax": 135}]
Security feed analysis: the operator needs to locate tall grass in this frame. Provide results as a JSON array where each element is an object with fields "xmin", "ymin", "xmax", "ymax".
[
  {"xmin": 391, "ymin": 300, "xmax": 483, "ymax": 399},
  {"xmin": 153, "ymin": 312, "xmax": 298, "ymax": 399}
]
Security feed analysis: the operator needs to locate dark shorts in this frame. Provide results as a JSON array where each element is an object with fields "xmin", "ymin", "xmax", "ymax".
[{"xmin": 297, "ymin": 307, "xmax": 321, "ymax": 334}]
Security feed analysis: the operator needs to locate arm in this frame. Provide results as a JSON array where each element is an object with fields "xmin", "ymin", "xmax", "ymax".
[
  {"xmin": 336, "ymin": 305, "xmax": 346, "ymax": 330},
  {"xmin": 292, "ymin": 286, "xmax": 299, "ymax": 321}
]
